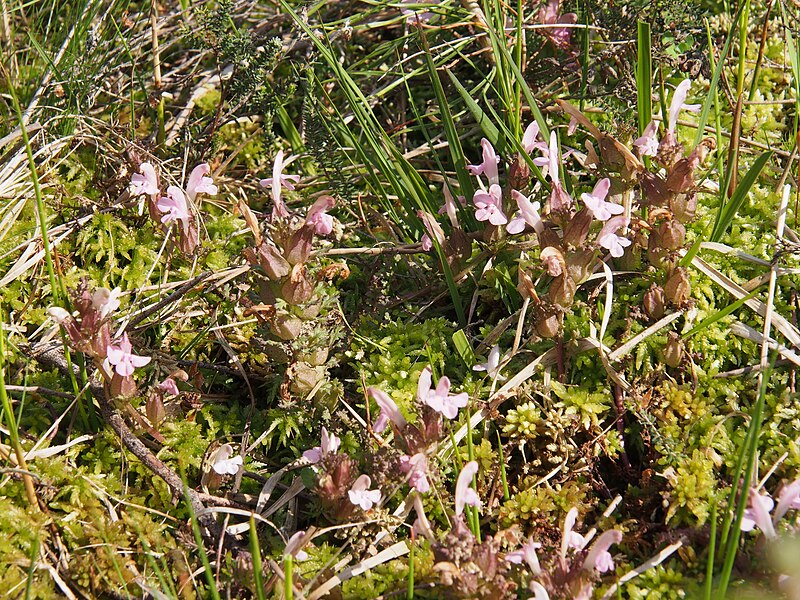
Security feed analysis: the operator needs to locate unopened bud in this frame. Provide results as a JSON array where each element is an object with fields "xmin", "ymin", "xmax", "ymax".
[
  {"xmin": 533, "ymin": 303, "xmax": 562, "ymax": 339},
  {"xmin": 643, "ymin": 284, "xmax": 666, "ymax": 320},
  {"xmin": 562, "ymin": 207, "xmax": 593, "ymax": 246},
  {"xmin": 670, "ymin": 192, "xmax": 697, "ymax": 222},
  {"xmin": 658, "ymin": 219, "xmax": 686, "ymax": 251},
  {"xmin": 664, "ymin": 267, "xmax": 691, "ymax": 305},
  {"xmin": 566, "ymin": 248, "xmax": 597, "ymax": 284},
  {"xmin": 663, "ymin": 332, "xmax": 683, "ymax": 368},
  {"xmin": 549, "ymin": 274, "xmax": 576, "ymax": 308}
]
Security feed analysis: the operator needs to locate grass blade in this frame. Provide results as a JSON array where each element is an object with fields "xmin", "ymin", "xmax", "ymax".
[{"xmin": 709, "ymin": 150, "xmax": 772, "ymax": 243}]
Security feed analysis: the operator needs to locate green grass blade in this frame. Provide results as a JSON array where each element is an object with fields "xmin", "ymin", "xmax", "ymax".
[
  {"xmin": 683, "ymin": 287, "xmax": 760, "ymax": 338},
  {"xmin": 446, "ymin": 69, "xmax": 501, "ymax": 147},
  {"xmin": 636, "ymin": 21, "xmax": 652, "ymax": 136},
  {"xmin": 709, "ymin": 151, "xmax": 772, "ymax": 243},
  {"xmin": 249, "ymin": 516, "xmax": 267, "ymax": 600}
]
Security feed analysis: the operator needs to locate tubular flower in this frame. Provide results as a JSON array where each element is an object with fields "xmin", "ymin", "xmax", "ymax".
[
  {"xmin": 455, "ymin": 461, "xmax": 481, "ymax": 516},
  {"xmin": 473, "ymin": 184, "xmax": 508, "ymax": 226},
  {"xmin": 417, "ymin": 366, "xmax": 468, "ymax": 419},
  {"xmin": 633, "ymin": 121, "xmax": 659, "ymax": 157},
  {"xmin": 400, "ymin": 453, "xmax": 431, "ymax": 493},
  {"xmin": 129, "ymin": 162, "xmax": 159, "ymax": 215},
  {"xmin": 467, "ymin": 138, "xmax": 500, "ymax": 185},
  {"xmin": 472, "ymin": 344, "xmax": 506, "ymax": 381},
  {"xmin": 186, "ymin": 163, "xmax": 218, "ymax": 201},
  {"xmin": 368, "ymin": 387, "xmax": 407, "ymax": 433},
  {"xmin": 741, "ymin": 487, "xmax": 778, "ymax": 539},
  {"xmin": 259, "ymin": 150, "xmax": 300, "ymax": 218},
  {"xmin": 305, "ymin": 195, "xmax": 335, "ymax": 235},
  {"xmin": 507, "ymin": 191, "xmax": 544, "ymax": 235},
  {"xmin": 547, "ymin": 131, "xmax": 573, "ymax": 211},
  {"xmin": 418, "ymin": 210, "xmax": 446, "ymax": 251},
  {"xmin": 156, "ymin": 186, "xmax": 191, "ymax": 227},
  {"xmin": 583, "ymin": 529, "xmax": 623, "ymax": 573},
  {"xmin": 211, "ymin": 443, "xmax": 243, "ymax": 475},
  {"xmin": 581, "ymin": 178, "xmax": 623, "ymax": 221},
  {"xmin": 106, "ymin": 333, "xmax": 151, "ymax": 377},
  {"xmin": 285, "ymin": 531, "xmax": 310, "ymax": 561},
  {"xmin": 597, "ymin": 215, "xmax": 632, "ymax": 258},
  {"xmin": 505, "ymin": 536, "xmax": 542, "ymax": 575},
  {"xmin": 303, "ymin": 427, "xmax": 341, "ymax": 464},
  {"xmin": 348, "ymin": 475, "xmax": 382, "ymax": 510}
]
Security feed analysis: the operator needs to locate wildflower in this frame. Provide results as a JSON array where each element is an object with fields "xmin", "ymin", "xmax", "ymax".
[
  {"xmin": 561, "ymin": 507, "xmax": 588, "ymax": 559},
  {"xmin": 417, "ymin": 365, "xmax": 469, "ymax": 420},
  {"xmin": 741, "ymin": 487, "xmax": 778, "ymax": 539},
  {"xmin": 438, "ymin": 184, "xmax": 464, "ymax": 228},
  {"xmin": 597, "ymin": 215, "xmax": 631, "ymax": 258},
  {"xmin": 259, "ymin": 150, "xmax": 299, "ymax": 218},
  {"xmin": 186, "ymin": 163, "xmax": 217, "ymax": 202},
  {"xmin": 507, "ymin": 191, "xmax": 544, "ymax": 235},
  {"xmin": 130, "ymin": 162, "xmax": 159, "ymax": 195},
  {"xmin": 305, "ymin": 195, "xmax": 335, "ymax": 236},
  {"xmin": 303, "ymin": 427, "xmax": 341, "ymax": 464},
  {"xmin": 285, "ymin": 531, "xmax": 310, "ymax": 561},
  {"xmin": 583, "ymin": 529, "xmax": 622, "ymax": 573},
  {"xmin": 211, "ymin": 443, "xmax": 243, "ymax": 475},
  {"xmin": 538, "ymin": 0, "xmax": 578, "ymax": 50},
  {"xmin": 774, "ymin": 479, "xmax": 800, "ymax": 523},
  {"xmin": 472, "ymin": 344, "xmax": 506, "ymax": 381},
  {"xmin": 91, "ymin": 287, "xmax": 121, "ymax": 319},
  {"xmin": 531, "ymin": 582, "xmax": 550, "ymax": 600},
  {"xmin": 348, "ymin": 474, "xmax": 382, "ymax": 510},
  {"xmin": 666, "ymin": 79, "xmax": 701, "ymax": 136},
  {"xmin": 156, "ymin": 186, "xmax": 191, "ymax": 227},
  {"xmin": 547, "ymin": 131, "xmax": 573, "ymax": 211},
  {"xmin": 48, "ymin": 307, "xmax": 72, "ymax": 324},
  {"xmin": 633, "ymin": 121, "xmax": 659, "ymax": 157},
  {"xmin": 400, "ymin": 453, "xmax": 431, "ymax": 493},
  {"xmin": 368, "ymin": 387, "xmax": 408, "ymax": 433},
  {"xmin": 418, "ymin": 210, "xmax": 446, "ymax": 251},
  {"xmin": 473, "ymin": 184, "xmax": 508, "ymax": 226},
  {"xmin": 157, "ymin": 377, "xmax": 180, "ymax": 396},
  {"xmin": 505, "ymin": 536, "xmax": 542, "ymax": 575},
  {"xmin": 411, "ymin": 493, "xmax": 435, "ymax": 541},
  {"xmin": 106, "ymin": 333, "xmax": 151, "ymax": 377},
  {"xmin": 455, "ymin": 460, "xmax": 481, "ymax": 516},
  {"xmin": 401, "ymin": 0, "xmax": 437, "ymax": 23},
  {"xmin": 522, "ymin": 121, "xmax": 547, "ymax": 155},
  {"xmin": 467, "ymin": 138, "xmax": 500, "ymax": 185},
  {"xmin": 581, "ymin": 178, "xmax": 623, "ymax": 221}
]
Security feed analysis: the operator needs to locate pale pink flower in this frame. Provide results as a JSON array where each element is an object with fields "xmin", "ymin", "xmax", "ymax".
[
  {"xmin": 530, "ymin": 582, "xmax": 550, "ymax": 600},
  {"xmin": 505, "ymin": 536, "xmax": 542, "ymax": 575},
  {"xmin": 581, "ymin": 178, "xmax": 623, "ymax": 221},
  {"xmin": 411, "ymin": 493, "xmax": 435, "ymax": 541},
  {"xmin": 467, "ymin": 138, "xmax": 500, "ymax": 185},
  {"xmin": 522, "ymin": 121, "xmax": 547, "ymax": 155},
  {"xmin": 438, "ymin": 185, "xmax": 464, "ymax": 228},
  {"xmin": 667, "ymin": 79, "xmax": 701, "ymax": 135},
  {"xmin": 157, "ymin": 377, "xmax": 180, "ymax": 396},
  {"xmin": 472, "ymin": 344, "xmax": 506, "ymax": 381},
  {"xmin": 401, "ymin": 0, "xmax": 437, "ymax": 23},
  {"xmin": 157, "ymin": 186, "xmax": 191, "ymax": 227},
  {"xmin": 368, "ymin": 387, "xmax": 407, "ymax": 433},
  {"xmin": 547, "ymin": 131, "xmax": 573, "ymax": 211},
  {"xmin": 561, "ymin": 507, "xmax": 588, "ymax": 562},
  {"xmin": 400, "ymin": 453, "xmax": 431, "ymax": 493},
  {"xmin": 774, "ymin": 479, "xmax": 800, "ymax": 523},
  {"xmin": 583, "ymin": 529, "xmax": 622, "ymax": 573},
  {"xmin": 305, "ymin": 195, "xmax": 335, "ymax": 235},
  {"xmin": 92, "ymin": 287, "xmax": 121, "ymax": 319},
  {"xmin": 455, "ymin": 460, "xmax": 481, "ymax": 516},
  {"xmin": 597, "ymin": 215, "xmax": 632, "ymax": 258},
  {"xmin": 107, "ymin": 333, "xmax": 151, "ymax": 377},
  {"xmin": 259, "ymin": 150, "xmax": 299, "ymax": 218},
  {"xmin": 285, "ymin": 531, "xmax": 309, "ymax": 561},
  {"xmin": 741, "ymin": 487, "xmax": 778, "ymax": 539},
  {"xmin": 473, "ymin": 184, "xmax": 508, "ymax": 226},
  {"xmin": 506, "ymin": 191, "xmax": 543, "ymax": 235},
  {"xmin": 539, "ymin": 0, "xmax": 578, "ymax": 50},
  {"xmin": 418, "ymin": 210, "xmax": 446, "ymax": 251},
  {"xmin": 417, "ymin": 366, "xmax": 468, "ymax": 420},
  {"xmin": 633, "ymin": 121, "xmax": 659, "ymax": 157},
  {"xmin": 130, "ymin": 162, "xmax": 159, "ymax": 197},
  {"xmin": 211, "ymin": 443, "xmax": 243, "ymax": 475},
  {"xmin": 186, "ymin": 163, "xmax": 217, "ymax": 202},
  {"xmin": 348, "ymin": 474, "xmax": 382, "ymax": 510},
  {"xmin": 302, "ymin": 426, "xmax": 341, "ymax": 464}
]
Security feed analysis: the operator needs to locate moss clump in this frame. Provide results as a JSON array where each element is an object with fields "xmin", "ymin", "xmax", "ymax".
[{"xmin": 500, "ymin": 480, "xmax": 589, "ymax": 528}]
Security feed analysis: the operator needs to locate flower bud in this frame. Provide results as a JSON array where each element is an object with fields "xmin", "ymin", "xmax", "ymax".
[
  {"xmin": 509, "ymin": 155, "xmax": 531, "ymax": 190},
  {"xmin": 281, "ymin": 264, "xmax": 314, "ymax": 305},
  {"xmin": 664, "ymin": 267, "xmax": 691, "ymax": 305},
  {"xmin": 670, "ymin": 192, "xmax": 697, "ymax": 222},
  {"xmin": 562, "ymin": 207, "xmax": 593, "ymax": 247},
  {"xmin": 533, "ymin": 303, "xmax": 562, "ymax": 339},
  {"xmin": 663, "ymin": 332, "xmax": 683, "ymax": 368},
  {"xmin": 643, "ymin": 284, "xmax": 666, "ymax": 320},
  {"xmin": 566, "ymin": 248, "xmax": 597, "ymax": 284},
  {"xmin": 271, "ymin": 311, "xmax": 303, "ymax": 340},
  {"xmin": 549, "ymin": 274, "xmax": 576, "ymax": 308}
]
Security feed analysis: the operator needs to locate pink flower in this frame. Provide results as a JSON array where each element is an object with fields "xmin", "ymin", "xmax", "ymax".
[
  {"xmin": 467, "ymin": 138, "xmax": 500, "ymax": 186},
  {"xmin": 400, "ymin": 0, "xmax": 437, "ymax": 23},
  {"xmin": 285, "ymin": 531, "xmax": 309, "ymax": 560},
  {"xmin": 547, "ymin": 131, "xmax": 573, "ymax": 211},
  {"xmin": 106, "ymin": 333, "xmax": 151, "ymax": 377},
  {"xmin": 774, "ymin": 479, "xmax": 800, "ymax": 523},
  {"xmin": 418, "ymin": 210, "xmax": 446, "ymax": 251},
  {"xmin": 411, "ymin": 493, "xmax": 435, "ymax": 541},
  {"xmin": 302, "ymin": 426, "xmax": 341, "ymax": 464},
  {"xmin": 438, "ymin": 185, "xmax": 464, "ymax": 228},
  {"xmin": 157, "ymin": 186, "xmax": 191, "ymax": 227},
  {"xmin": 522, "ymin": 121, "xmax": 547, "ymax": 155},
  {"xmin": 741, "ymin": 487, "xmax": 778, "ymax": 539},
  {"xmin": 560, "ymin": 507, "xmax": 588, "ymax": 562},
  {"xmin": 538, "ymin": 0, "xmax": 578, "ymax": 50},
  {"xmin": 400, "ymin": 453, "xmax": 431, "ymax": 493},
  {"xmin": 473, "ymin": 184, "xmax": 508, "ymax": 226},
  {"xmin": 368, "ymin": 387, "xmax": 407, "ymax": 433},
  {"xmin": 583, "ymin": 529, "xmax": 622, "ymax": 573},
  {"xmin": 157, "ymin": 377, "xmax": 180, "ymax": 396},
  {"xmin": 472, "ymin": 344, "xmax": 506, "ymax": 381},
  {"xmin": 633, "ymin": 121, "xmax": 659, "ymax": 157},
  {"xmin": 581, "ymin": 178, "xmax": 623, "ymax": 221},
  {"xmin": 531, "ymin": 582, "xmax": 550, "ymax": 600},
  {"xmin": 597, "ymin": 215, "xmax": 632, "ymax": 258},
  {"xmin": 186, "ymin": 163, "xmax": 217, "ymax": 202},
  {"xmin": 92, "ymin": 287, "xmax": 121, "ymax": 319},
  {"xmin": 130, "ymin": 162, "xmax": 159, "ymax": 197},
  {"xmin": 505, "ymin": 536, "xmax": 542, "ymax": 575},
  {"xmin": 416, "ymin": 366, "xmax": 468, "ymax": 420},
  {"xmin": 348, "ymin": 474, "xmax": 382, "ymax": 510},
  {"xmin": 506, "ymin": 191, "xmax": 543, "ymax": 235},
  {"xmin": 211, "ymin": 443, "xmax": 243, "ymax": 475},
  {"xmin": 259, "ymin": 150, "xmax": 300, "ymax": 219},
  {"xmin": 667, "ymin": 79, "xmax": 701, "ymax": 135},
  {"xmin": 305, "ymin": 195, "xmax": 335, "ymax": 236},
  {"xmin": 455, "ymin": 460, "xmax": 481, "ymax": 516}
]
